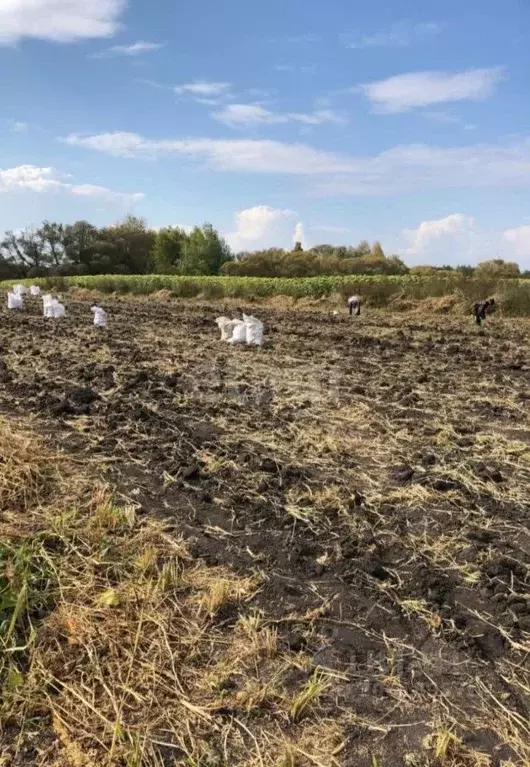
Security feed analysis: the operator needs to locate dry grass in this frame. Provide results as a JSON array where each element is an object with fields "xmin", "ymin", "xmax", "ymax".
[{"xmin": 0, "ymin": 421, "xmax": 350, "ymax": 767}]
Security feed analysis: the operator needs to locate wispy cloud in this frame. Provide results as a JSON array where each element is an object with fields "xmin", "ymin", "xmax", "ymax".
[
  {"xmin": 174, "ymin": 81, "xmax": 231, "ymax": 97},
  {"xmin": 92, "ymin": 40, "xmax": 164, "ymax": 58},
  {"xmin": 342, "ymin": 21, "xmax": 443, "ymax": 49},
  {"xmin": 0, "ymin": 164, "xmax": 143, "ymax": 203},
  {"xmin": 63, "ymin": 131, "xmax": 530, "ymax": 196},
  {"xmin": 212, "ymin": 103, "xmax": 344, "ymax": 127},
  {"xmin": 0, "ymin": 0, "xmax": 126, "ymax": 45},
  {"xmin": 360, "ymin": 67, "xmax": 505, "ymax": 114},
  {"xmin": 9, "ymin": 120, "xmax": 29, "ymax": 132}
]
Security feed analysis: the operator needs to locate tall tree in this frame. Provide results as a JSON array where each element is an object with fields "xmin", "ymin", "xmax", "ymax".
[
  {"xmin": 63, "ymin": 221, "xmax": 99, "ymax": 271},
  {"xmin": 37, "ymin": 221, "xmax": 67, "ymax": 267},
  {"xmin": 180, "ymin": 223, "xmax": 232, "ymax": 275},
  {"xmin": 151, "ymin": 227, "xmax": 188, "ymax": 273},
  {"xmin": 95, "ymin": 216, "xmax": 155, "ymax": 274},
  {"xmin": 370, "ymin": 241, "xmax": 385, "ymax": 259}
]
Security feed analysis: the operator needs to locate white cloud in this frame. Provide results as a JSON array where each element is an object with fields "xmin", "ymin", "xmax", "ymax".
[
  {"xmin": 9, "ymin": 120, "xmax": 29, "ymax": 132},
  {"xmin": 64, "ymin": 131, "xmax": 352, "ymax": 173},
  {"xmin": 0, "ymin": 164, "xmax": 143, "ymax": 203},
  {"xmin": 92, "ymin": 40, "xmax": 164, "ymax": 57},
  {"xmin": 64, "ymin": 131, "xmax": 530, "ymax": 198},
  {"xmin": 293, "ymin": 222, "xmax": 307, "ymax": 248},
  {"xmin": 70, "ymin": 183, "xmax": 144, "ymax": 202},
  {"xmin": 399, "ymin": 214, "xmax": 530, "ymax": 268},
  {"xmin": 174, "ymin": 81, "xmax": 231, "ymax": 97},
  {"xmin": 360, "ymin": 67, "xmax": 505, "ymax": 114},
  {"xmin": 504, "ymin": 226, "xmax": 530, "ymax": 257},
  {"xmin": 403, "ymin": 214, "xmax": 476, "ymax": 255},
  {"xmin": 343, "ymin": 21, "xmax": 443, "ymax": 49},
  {"xmin": 226, "ymin": 205, "xmax": 294, "ymax": 251},
  {"xmin": 0, "ymin": 0, "xmax": 126, "ymax": 44},
  {"xmin": 212, "ymin": 103, "xmax": 344, "ymax": 127}
]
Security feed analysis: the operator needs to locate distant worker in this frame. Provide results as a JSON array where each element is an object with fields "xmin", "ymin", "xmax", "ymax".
[
  {"xmin": 473, "ymin": 298, "xmax": 495, "ymax": 326},
  {"xmin": 348, "ymin": 295, "xmax": 361, "ymax": 317}
]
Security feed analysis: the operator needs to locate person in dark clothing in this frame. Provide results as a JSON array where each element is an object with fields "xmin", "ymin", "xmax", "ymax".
[
  {"xmin": 473, "ymin": 298, "xmax": 496, "ymax": 326},
  {"xmin": 348, "ymin": 295, "xmax": 361, "ymax": 316}
]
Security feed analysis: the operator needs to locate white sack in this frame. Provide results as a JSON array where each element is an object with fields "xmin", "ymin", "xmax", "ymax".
[
  {"xmin": 42, "ymin": 294, "xmax": 54, "ymax": 317},
  {"xmin": 243, "ymin": 314, "xmax": 264, "ymax": 346},
  {"xmin": 228, "ymin": 320, "xmax": 247, "ymax": 345},
  {"xmin": 216, "ymin": 316, "xmax": 239, "ymax": 342},
  {"xmin": 30, "ymin": 285, "xmax": 41, "ymax": 296},
  {"xmin": 91, "ymin": 306, "xmax": 108, "ymax": 327},
  {"xmin": 7, "ymin": 292, "xmax": 23, "ymax": 309},
  {"xmin": 51, "ymin": 300, "xmax": 66, "ymax": 319}
]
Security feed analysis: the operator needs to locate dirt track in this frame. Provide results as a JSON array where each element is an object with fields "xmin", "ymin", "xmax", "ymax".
[{"xmin": 1, "ymin": 296, "xmax": 529, "ymax": 765}]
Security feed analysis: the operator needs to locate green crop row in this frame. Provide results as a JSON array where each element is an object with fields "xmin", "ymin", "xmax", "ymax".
[{"xmin": 2, "ymin": 274, "xmax": 530, "ymax": 314}]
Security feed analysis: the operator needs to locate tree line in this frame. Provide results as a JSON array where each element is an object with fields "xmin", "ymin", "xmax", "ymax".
[{"xmin": 0, "ymin": 217, "xmax": 525, "ymax": 280}]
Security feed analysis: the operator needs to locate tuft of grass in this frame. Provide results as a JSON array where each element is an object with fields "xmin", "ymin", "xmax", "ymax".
[{"xmin": 289, "ymin": 670, "xmax": 332, "ymax": 722}]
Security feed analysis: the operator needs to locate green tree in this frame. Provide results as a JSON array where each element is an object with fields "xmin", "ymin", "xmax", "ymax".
[
  {"xmin": 180, "ymin": 223, "xmax": 232, "ymax": 275},
  {"xmin": 293, "ymin": 241, "xmax": 303, "ymax": 252},
  {"xmin": 63, "ymin": 221, "xmax": 99, "ymax": 273},
  {"xmin": 475, "ymin": 259, "xmax": 520, "ymax": 279},
  {"xmin": 37, "ymin": 221, "xmax": 67, "ymax": 267},
  {"xmin": 95, "ymin": 216, "xmax": 155, "ymax": 274},
  {"xmin": 370, "ymin": 241, "xmax": 385, "ymax": 259},
  {"xmin": 151, "ymin": 227, "xmax": 188, "ymax": 273}
]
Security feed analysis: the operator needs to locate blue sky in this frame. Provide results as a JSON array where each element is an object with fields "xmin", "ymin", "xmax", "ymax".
[{"xmin": 1, "ymin": 0, "xmax": 530, "ymax": 266}]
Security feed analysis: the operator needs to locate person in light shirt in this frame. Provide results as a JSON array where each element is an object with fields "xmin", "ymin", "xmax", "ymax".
[{"xmin": 347, "ymin": 295, "xmax": 361, "ymax": 317}]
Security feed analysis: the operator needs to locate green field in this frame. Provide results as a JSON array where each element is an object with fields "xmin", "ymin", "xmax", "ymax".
[{"xmin": 2, "ymin": 273, "xmax": 530, "ymax": 314}]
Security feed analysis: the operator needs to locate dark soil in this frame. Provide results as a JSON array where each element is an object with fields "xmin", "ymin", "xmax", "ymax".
[{"xmin": 1, "ymin": 296, "xmax": 529, "ymax": 766}]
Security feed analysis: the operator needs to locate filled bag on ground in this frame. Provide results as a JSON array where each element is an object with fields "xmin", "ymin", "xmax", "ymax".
[
  {"xmin": 42, "ymin": 294, "xmax": 54, "ymax": 317},
  {"xmin": 7, "ymin": 292, "xmax": 23, "ymax": 309},
  {"xmin": 228, "ymin": 320, "xmax": 247, "ymax": 344},
  {"xmin": 92, "ymin": 306, "xmax": 108, "ymax": 327},
  {"xmin": 30, "ymin": 285, "xmax": 41, "ymax": 296},
  {"xmin": 243, "ymin": 314, "xmax": 264, "ymax": 346},
  {"xmin": 216, "ymin": 316, "xmax": 235, "ymax": 341}
]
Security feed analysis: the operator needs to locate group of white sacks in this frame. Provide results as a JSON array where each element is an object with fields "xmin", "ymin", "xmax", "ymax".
[
  {"xmin": 6, "ymin": 285, "xmax": 107, "ymax": 327},
  {"xmin": 216, "ymin": 314, "xmax": 264, "ymax": 346}
]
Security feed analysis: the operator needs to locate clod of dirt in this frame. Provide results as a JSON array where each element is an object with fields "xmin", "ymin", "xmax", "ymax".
[
  {"xmin": 475, "ymin": 462, "xmax": 504, "ymax": 483},
  {"xmin": 286, "ymin": 631, "xmax": 307, "ymax": 653},
  {"xmin": 431, "ymin": 478, "xmax": 463, "ymax": 492},
  {"xmin": 421, "ymin": 453, "xmax": 436, "ymax": 467},
  {"xmin": 0, "ymin": 359, "xmax": 11, "ymax": 383},
  {"xmin": 260, "ymin": 458, "xmax": 279, "ymax": 473},
  {"xmin": 469, "ymin": 622, "xmax": 505, "ymax": 659},
  {"xmin": 180, "ymin": 463, "xmax": 202, "ymax": 481},
  {"xmin": 68, "ymin": 387, "xmax": 100, "ymax": 407},
  {"xmin": 389, "ymin": 464, "xmax": 414, "ymax": 484}
]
